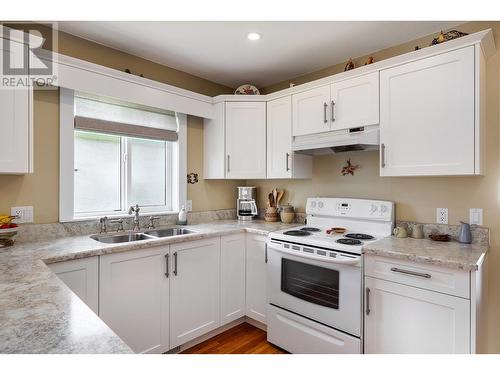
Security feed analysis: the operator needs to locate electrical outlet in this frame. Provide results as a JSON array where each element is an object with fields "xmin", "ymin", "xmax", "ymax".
[
  {"xmin": 436, "ymin": 208, "xmax": 448, "ymax": 224},
  {"xmin": 186, "ymin": 200, "xmax": 193, "ymax": 212},
  {"xmin": 470, "ymin": 208, "xmax": 483, "ymax": 225},
  {"xmin": 11, "ymin": 206, "xmax": 34, "ymax": 223}
]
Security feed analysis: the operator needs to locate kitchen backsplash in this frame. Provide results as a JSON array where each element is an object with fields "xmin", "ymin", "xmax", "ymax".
[
  {"xmin": 397, "ymin": 221, "xmax": 490, "ymax": 246},
  {"xmin": 14, "ymin": 209, "xmax": 237, "ymax": 244}
]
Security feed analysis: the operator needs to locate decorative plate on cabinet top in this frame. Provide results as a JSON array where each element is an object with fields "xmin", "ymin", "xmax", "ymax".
[{"xmin": 235, "ymin": 84, "xmax": 260, "ymax": 95}]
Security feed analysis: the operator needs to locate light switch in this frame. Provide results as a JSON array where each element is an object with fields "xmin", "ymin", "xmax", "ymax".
[
  {"xmin": 469, "ymin": 208, "xmax": 483, "ymax": 225},
  {"xmin": 186, "ymin": 200, "xmax": 193, "ymax": 212}
]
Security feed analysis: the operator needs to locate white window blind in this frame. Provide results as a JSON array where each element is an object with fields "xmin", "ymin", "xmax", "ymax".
[{"xmin": 74, "ymin": 93, "xmax": 178, "ymax": 141}]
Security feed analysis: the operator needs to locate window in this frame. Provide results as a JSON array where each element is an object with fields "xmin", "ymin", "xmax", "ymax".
[{"xmin": 60, "ymin": 89, "xmax": 187, "ymax": 221}]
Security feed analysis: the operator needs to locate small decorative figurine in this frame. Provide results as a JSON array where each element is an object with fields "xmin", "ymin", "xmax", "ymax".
[
  {"xmin": 124, "ymin": 68, "xmax": 144, "ymax": 78},
  {"xmin": 364, "ymin": 56, "xmax": 374, "ymax": 65},
  {"xmin": 341, "ymin": 158, "xmax": 359, "ymax": 176},
  {"xmin": 344, "ymin": 58, "xmax": 355, "ymax": 71},
  {"xmin": 187, "ymin": 173, "xmax": 199, "ymax": 184},
  {"xmin": 431, "ymin": 30, "xmax": 468, "ymax": 46}
]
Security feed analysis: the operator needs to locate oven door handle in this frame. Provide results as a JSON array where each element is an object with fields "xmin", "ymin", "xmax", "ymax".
[{"xmin": 268, "ymin": 244, "xmax": 360, "ymax": 265}]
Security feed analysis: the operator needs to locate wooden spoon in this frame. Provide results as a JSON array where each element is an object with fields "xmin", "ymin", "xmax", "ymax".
[
  {"xmin": 268, "ymin": 193, "xmax": 274, "ymax": 207},
  {"xmin": 276, "ymin": 190, "xmax": 284, "ymax": 205},
  {"xmin": 273, "ymin": 188, "xmax": 278, "ymax": 207}
]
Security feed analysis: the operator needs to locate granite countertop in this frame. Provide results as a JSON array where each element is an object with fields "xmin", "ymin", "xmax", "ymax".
[
  {"xmin": 0, "ymin": 220, "xmax": 295, "ymax": 354},
  {"xmin": 362, "ymin": 236, "xmax": 488, "ymax": 271}
]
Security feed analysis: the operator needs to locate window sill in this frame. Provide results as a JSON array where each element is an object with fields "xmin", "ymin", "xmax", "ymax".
[{"xmin": 61, "ymin": 210, "xmax": 180, "ymax": 223}]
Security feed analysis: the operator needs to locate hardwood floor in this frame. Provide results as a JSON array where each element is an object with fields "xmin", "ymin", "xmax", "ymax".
[{"xmin": 181, "ymin": 323, "xmax": 287, "ymax": 354}]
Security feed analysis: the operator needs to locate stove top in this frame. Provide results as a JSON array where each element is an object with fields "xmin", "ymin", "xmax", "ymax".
[{"xmin": 268, "ymin": 198, "xmax": 394, "ymax": 255}]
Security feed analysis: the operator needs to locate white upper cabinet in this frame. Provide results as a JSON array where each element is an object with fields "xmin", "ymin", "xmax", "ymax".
[
  {"xmin": 380, "ymin": 46, "xmax": 478, "ymax": 176},
  {"xmin": 203, "ymin": 102, "xmax": 225, "ymax": 179},
  {"xmin": 292, "ymin": 73, "xmax": 379, "ymax": 137},
  {"xmin": 203, "ymin": 101, "xmax": 266, "ymax": 180},
  {"xmin": 225, "ymin": 101, "xmax": 267, "ymax": 179},
  {"xmin": 331, "ymin": 72, "xmax": 379, "ymax": 131},
  {"xmin": 0, "ymin": 40, "xmax": 32, "ymax": 174},
  {"xmin": 170, "ymin": 237, "xmax": 221, "ymax": 347},
  {"xmin": 267, "ymin": 96, "xmax": 312, "ymax": 179},
  {"xmin": 99, "ymin": 246, "xmax": 170, "ymax": 354},
  {"xmin": 292, "ymin": 85, "xmax": 331, "ymax": 136}
]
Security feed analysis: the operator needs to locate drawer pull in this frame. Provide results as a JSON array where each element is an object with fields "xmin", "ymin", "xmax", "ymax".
[{"xmin": 390, "ymin": 267, "xmax": 431, "ymax": 279}]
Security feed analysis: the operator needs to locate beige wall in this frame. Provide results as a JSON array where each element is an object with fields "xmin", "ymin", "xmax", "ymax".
[
  {"xmin": 0, "ymin": 27, "xmax": 236, "ymax": 223},
  {"xmin": 250, "ymin": 21, "xmax": 500, "ymax": 353}
]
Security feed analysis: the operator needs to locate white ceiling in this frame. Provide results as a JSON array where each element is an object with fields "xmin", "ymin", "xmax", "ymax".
[{"xmin": 57, "ymin": 21, "xmax": 460, "ymax": 89}]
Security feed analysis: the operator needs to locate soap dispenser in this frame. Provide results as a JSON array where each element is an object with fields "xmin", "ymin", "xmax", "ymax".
[{"xmin": 178, "ymin": 206, "xmax": 187, "ymax": 225}]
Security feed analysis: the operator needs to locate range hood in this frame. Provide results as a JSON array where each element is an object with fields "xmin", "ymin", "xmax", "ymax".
[{"xmin": 292, "ymin": 125, "xmax": 380, "ymax": 155}]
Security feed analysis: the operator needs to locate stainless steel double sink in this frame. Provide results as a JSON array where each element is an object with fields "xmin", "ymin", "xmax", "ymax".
[{"xmin": 90, "ymin": 227, "xmax": 195, "ymax": 243}]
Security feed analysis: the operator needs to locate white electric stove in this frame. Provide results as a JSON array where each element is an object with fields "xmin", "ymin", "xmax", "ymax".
[{"xmin": 266, "ymin": 197, "xmax": 394, "ymax": 354}]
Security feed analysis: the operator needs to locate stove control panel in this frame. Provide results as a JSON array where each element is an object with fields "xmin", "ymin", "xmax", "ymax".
[{"xmin": 306, "ymin": 197, "xmax": 394, "ymax": 222}]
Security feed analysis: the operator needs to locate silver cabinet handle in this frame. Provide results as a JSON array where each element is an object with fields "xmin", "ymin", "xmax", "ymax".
[
  {"xmin": 265, "ymin": 243, "xmax": 268, "ymax": 263},
  {"xmin": 323, "ymin": 102, "xmax": 328, "ymax": 123},
  {"xmin": 173, "ymin": 252, "xmax": 178, "ymax": 276},
  {"xmin": 227, "ymin": 155, "xmax": 230, "ymax": 173},
  {"xmin": 390, "ymin": 267, "xmax": 431, "ymax": 279},
  {"xmin": 331, "ymin": 100, "xmax": 335, "ymax": 122},
  {"xmin": 381, "ymin": 143, "xmax": 386, "ymax": 168},
  {"xmin": 286, "ymin": 152, "xmax": 290, "ymax": 172},
  {"xmin": 164, "ymin": 253, "xmax": 169, "ymax": 278},
  {"xmin": 365, "ymin": 287, "xmax": 371, "ymax": 315}
]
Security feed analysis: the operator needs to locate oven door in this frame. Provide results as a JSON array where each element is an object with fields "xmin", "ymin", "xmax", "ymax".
[{"xmin": 267, "ymin": 241, "xmax": 362, "ymax": 337}]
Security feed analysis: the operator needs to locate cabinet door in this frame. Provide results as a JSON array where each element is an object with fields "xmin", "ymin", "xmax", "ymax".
[
  {"xmin": 380, "ymin": 46, "xmax": 475, "ymax": 176},
  {"xmin": 100, "ymin": 246, "xmax": 170, "ymax": 354},
  {"xmin": 331, "ymin": 72, "xmax": 379, "ymax": 131},
  {"xmin": 267, "ymin": 96, "xmax": 312, "ymax": 179},
  {"xmin": 292, "ymin": 85, "xmax": 331, "ymax": 136},
  {"xmin": 267, "ymin": 96, "xmax": 293, "ymax": 178},
  {"xmin": 220, "ymin": 234, "xmax": 246, "ymax": 325},
  {"xmin": 170, "ymin": 237, "xmax": 220, "ymax": 347},
  {"xmin": 364, "ymin": 277, "xmax": 470, "ymax": 354},
  {"xmin": 245, "ymin": 234, "xmax": 268, "ymax": 324},
  {"xmin": 225, "ymin": 101, "xmax": 266, "ymax": 179},
  {"xmin": 0, "ymin": 41, "xmax": 31, "ymax": 174},
  {"xmin": 203, "ymin": 102, "xmax": 225, "ymax": 179},
  {"xmin": 49, "ymin": 257, "xmax": 98, "ymax": 314}
]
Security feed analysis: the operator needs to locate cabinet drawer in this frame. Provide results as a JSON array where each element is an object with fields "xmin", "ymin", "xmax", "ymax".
[{"xmin": 365, "ymin": 255, "xmax": 469, "ymax": 298}]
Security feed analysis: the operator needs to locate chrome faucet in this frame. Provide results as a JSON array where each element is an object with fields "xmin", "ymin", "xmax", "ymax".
[
  {"xmin": 128, "ymin": 204, "xmax": 141, "ymax": 231},
  {"xmin": 99, "ymin": 216, "xmax": 108, "ymax": 233}
]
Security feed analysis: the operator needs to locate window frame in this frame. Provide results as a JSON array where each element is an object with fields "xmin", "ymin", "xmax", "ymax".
[{"xmin": 60, "ymin": 88, "xmax": 187, "ymax": 222}]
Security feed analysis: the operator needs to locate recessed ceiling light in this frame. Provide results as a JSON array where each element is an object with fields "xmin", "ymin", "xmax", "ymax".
[{"xmin": 247, "ymin": 32, "xmax": 261, "ymax": 41}]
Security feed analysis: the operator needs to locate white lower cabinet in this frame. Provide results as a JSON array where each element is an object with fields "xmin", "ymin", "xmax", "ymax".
[
  {"xmin": 170, "ymin": 237, "xmax": 221, "ymax": 347},
  {"xmin": 99, "ymin": 246, "xmax": 170, "ymax": 354},
  {"xmin": 364, "ymin": 276, "xmax": 470, "ymax": 354},
  {"xmin": 48, "ymin": 257, "xmax": 99, "ymax": 315},
  {"xmin": 245, "ymin": 234, "xmax": 268, "ymax": 324},
  {"xmin": 220, "ymin": 234, "xmax": 246, "ymax": 325}
]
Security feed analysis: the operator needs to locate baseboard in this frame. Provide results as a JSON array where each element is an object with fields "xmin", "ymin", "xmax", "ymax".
[
  {"xmin": 245, "ymin": 316, "xmax": 267, "ymax": 332},
  {"xmin": 176, "ymin": 317, "xmax": 247, "ymax": 353}
]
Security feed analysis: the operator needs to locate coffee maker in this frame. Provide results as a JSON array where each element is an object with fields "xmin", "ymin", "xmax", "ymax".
[{"xmin": 237, "ymin": 187, "xmax": 258, "ymax": 221}]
